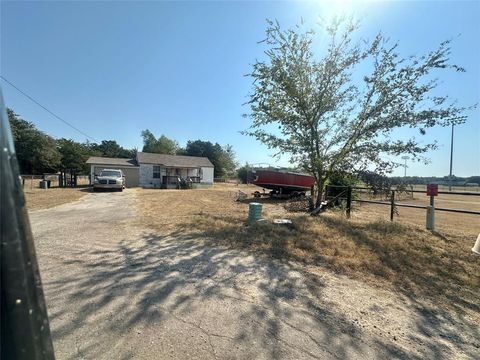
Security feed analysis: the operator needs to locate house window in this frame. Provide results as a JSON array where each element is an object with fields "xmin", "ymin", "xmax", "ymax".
[{"xmin": 153, "ymin": 166, "xmax": 161, "ymax": 179}]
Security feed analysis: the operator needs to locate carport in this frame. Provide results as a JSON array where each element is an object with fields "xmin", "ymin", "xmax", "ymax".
[{"xmin": 86, "ymin": 157, "xmax": 139, "ymax": 187}]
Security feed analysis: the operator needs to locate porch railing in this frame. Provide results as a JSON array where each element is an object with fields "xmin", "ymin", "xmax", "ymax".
[{"xmin": 162, "ymin": 176, "xmax": 200, "ymax": 185}]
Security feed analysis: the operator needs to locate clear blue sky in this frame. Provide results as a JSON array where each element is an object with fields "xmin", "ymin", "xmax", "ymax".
[{"xmin": 1, "ymin": 1, "xmax": 479, "ymax": 177}]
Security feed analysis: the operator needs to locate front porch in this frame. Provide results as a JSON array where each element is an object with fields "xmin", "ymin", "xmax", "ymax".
[
  {"xmin": 162, "ymin": 175, "xmax": 201, "ymax": 186},
  {"xmin": 141, "ymin": 165, "xmax": 204, "ymax": 188}
]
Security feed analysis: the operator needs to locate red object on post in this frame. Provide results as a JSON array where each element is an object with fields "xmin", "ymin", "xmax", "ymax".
[{"xmin": 427, "ymin": 184, "xmax": 439, "ymax": 196}]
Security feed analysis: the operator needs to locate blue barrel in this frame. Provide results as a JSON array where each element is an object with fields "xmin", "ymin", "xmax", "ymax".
[{"xmin": 248, "ymin": 202, "xmax": 263, "ymax": 222}]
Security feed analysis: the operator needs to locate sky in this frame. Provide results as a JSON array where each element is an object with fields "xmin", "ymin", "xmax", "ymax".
[{"xmin": 1, "ymin": 0, "xmax": 479, "ymax": 177}]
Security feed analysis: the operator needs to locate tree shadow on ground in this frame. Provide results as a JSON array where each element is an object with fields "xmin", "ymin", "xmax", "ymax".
[
  {"xmin": 319, "ymin": 216, "xmax": 480, "ymax": 313},
  {"xmin": 183, "ymin": 214, "xmax": 480, "ymax": 358},
  {"xmin": 193, "ymin": 213, "xmax": 479, "ymax": 308},
  {"xmin": 40, "ymin": 224, "xmax": 455, "ymax": 360}
]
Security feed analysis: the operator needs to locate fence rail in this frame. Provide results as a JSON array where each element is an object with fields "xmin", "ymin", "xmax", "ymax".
[
  {"xmin": 352, "ymin": 198, "xmax": 480, "ymax": 215},
  {"xmin": 324, "ymin": 185, "xmax": 480, "ymax": 229},
  {"xmin": 353, "ymin": 186, "xmax": 480, "ymax": 196}
]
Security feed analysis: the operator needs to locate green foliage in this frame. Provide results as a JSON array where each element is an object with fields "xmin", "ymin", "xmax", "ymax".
[
  {"xmin": 236, "ymin": 163, "xmax": 251, "ymax": 184},
  {"xmin": 8, "ymin": 107, "xmax": 239, "ymax": 178},
  {"xmin": 218, "ymin": 144, "xmax": 237, "ymax": 178},
  {"xmin": 90, "ymin": 140, "xmax": 135, "ymax": 158},
  {"xmin": 57, "ymin": 138, "xmax": 99, "ymax": 173},
  {"xmin": 325, "ymin": 171, "xmax": 359, "ymax": 203},
  {"xmin": 327, "ymin": 171, "xmax": 358, "ymax": 188},
  {"xmin": 357, "ymin": 170, "xmax": 393, "ymax": 198},
  {"xmin": 466, "ymin": 176, "xmax": 480, "ymax": 185},
  {"xmin": 141, "ymin": 130, "xmax": 178, "ymax": 155},
  {"xmin": 244, "ymin": 19, "xmax": 473, "ymax": 206},
  {"xmin": 8, "ymin": 108, "xmax": 61, "ymax": 174},
  {"xmin": 8, "ymin": 108, "xmax": 137, "ymax": 174},
  {"xmin": 390, "ymin": 175, "xmax": 480, "ymax": 186},
  {"xmin": 184, "ymin": 140, "xmax": 237, "ymax": 178}
]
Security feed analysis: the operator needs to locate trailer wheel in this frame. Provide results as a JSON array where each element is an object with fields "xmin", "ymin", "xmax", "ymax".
[{"xmin": 253, "ymin": 191, "xmax": 261, "ymax": 198}]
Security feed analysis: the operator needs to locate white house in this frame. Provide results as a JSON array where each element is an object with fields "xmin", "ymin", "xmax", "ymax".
[{"xmin": 86, "ymin": 152, "xmax": 214, "ymax": 188}]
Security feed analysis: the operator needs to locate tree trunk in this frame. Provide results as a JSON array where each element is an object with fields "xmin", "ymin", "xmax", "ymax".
[{"xmin": 315, "ymin": 178, "xmax": 324, "ymax": 208}]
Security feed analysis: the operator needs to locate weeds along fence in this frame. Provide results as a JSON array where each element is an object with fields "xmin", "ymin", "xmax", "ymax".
[{"xmin": 325, "ymin": 185, "xmax": 480, "ymax": 234}]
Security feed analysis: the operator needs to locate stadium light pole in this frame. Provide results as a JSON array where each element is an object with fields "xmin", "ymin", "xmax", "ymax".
[
  {"xmin": 448, "ymin": 124, "xmax": 455, "ymax": 192},
  {"xmin": 401, "ymin": 156, "xmax": 409, "ymax": 178}
]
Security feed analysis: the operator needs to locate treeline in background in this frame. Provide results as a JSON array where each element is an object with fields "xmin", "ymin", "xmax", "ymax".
[
  {"xmin": 389, "ymin": 176, "xmax": 480, "ymax": 186},
  {"xmin": 8, "ymin": 109, "xmax": 237, "ymax": 179}
]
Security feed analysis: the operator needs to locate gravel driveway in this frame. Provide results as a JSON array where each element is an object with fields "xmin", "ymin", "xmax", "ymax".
[{"xmin": 29, "ymin": 190, "xmax": 478, "ymax": 359}]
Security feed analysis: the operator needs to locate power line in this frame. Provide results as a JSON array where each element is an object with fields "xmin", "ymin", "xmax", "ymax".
[{"xmin": 0, "ymin": 75, "xmax": 98, "ymax": 142}]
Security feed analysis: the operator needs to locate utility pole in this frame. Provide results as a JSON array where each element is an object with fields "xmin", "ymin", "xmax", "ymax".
[
  {"xmin": 449, "ymin": 124, "xmax": 455, "ymax": 192},
  {"xmin": 401, "ymin": 156, "xmax": 409, "ymax": 178}
]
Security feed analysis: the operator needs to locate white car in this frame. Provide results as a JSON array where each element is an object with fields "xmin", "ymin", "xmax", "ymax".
[{"xmin": 93, "ymin": 169, "xmax": 125, "ymax": 191}]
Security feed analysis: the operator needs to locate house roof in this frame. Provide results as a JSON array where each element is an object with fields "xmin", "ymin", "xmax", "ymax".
[
  {"xmin": 86, "ymin": 157, "xmax": 138, "ymax": 167},
  {"xmin": 136, "ymin": 152, "xmax": 214, "ymax": 168}
]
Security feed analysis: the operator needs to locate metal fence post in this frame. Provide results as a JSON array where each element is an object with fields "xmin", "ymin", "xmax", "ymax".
[
  {"xmin": 426, "ymin": 195, "xmax": 435, "ymax": 230},
  {"xmin": 390, "ymin": 190, "xmax": 395, "ymax": 221}
]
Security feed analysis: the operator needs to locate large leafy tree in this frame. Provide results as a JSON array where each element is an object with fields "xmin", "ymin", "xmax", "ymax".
[
  {"xmin": 244, "ymin": 19, "xmax": 472, "ymax": 206},
  {"xmin": 90, "ymin": 140, "xmax": 135, "ymax": 158},
  {"xmin": 236, "ymin": 163, "xmax": 251, "ymax": 184},
  {"xmin": 57, "ymin": 138, "xmax": 100, "ymax": 173},
  {"xmin": 8, "ymin": 108, "xmax": 61, "ymax": 174},
  {"xmin": 8, "ymin": 108, "xmax": 136, "ymax": 174},
  {"xmin": 184, "ymin": 140, "xmax": 237, "ymax": 178},
  {"xmin": 141, "ymin": 130, "xmax": 178, "ymax": 155},
  {"xmin": 219, "ymin": 144, "xmax": 238, "ymax": 177}
]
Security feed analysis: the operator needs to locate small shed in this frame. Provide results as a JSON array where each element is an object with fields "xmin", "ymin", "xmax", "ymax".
[{"xmin": 86, "ymin": 157, "xmax": 139, "ymax": 187}]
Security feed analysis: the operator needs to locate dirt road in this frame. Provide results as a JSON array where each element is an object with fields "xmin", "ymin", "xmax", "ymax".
[{"xmin": 29, "ymin": 190, "xmax": 479, "ymax": 359}]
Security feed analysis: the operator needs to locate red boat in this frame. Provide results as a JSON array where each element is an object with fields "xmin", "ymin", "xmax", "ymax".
[{"xmin": 249, "ymin": 168, "xmax": 315, "ymax": 195}]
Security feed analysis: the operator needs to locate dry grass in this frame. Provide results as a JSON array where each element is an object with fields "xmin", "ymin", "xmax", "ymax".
[
  {"xmin": 355, "ymin": 191, "xmax": 480, "ymax": 237},
  {"xmin": 355, "ymin": 202, "xmax": 480, "ymax": 238},
  {"xmin": 24, "ymin": 187, "xmax": 88, "ymax": 211},
  {"xmin": 137, "ymin": 184, "xmax": 479, "ymax": 314}
]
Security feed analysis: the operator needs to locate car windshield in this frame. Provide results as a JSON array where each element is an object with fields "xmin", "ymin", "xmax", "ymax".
[{"xmin": 100, "ymin": 171, "xmax": 121, "ymax": 177}]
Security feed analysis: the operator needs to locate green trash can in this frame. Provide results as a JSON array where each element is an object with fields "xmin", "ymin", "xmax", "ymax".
[{"xmin": 248, "ymin": 202, "xmax": 263, "ymax": 222}]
